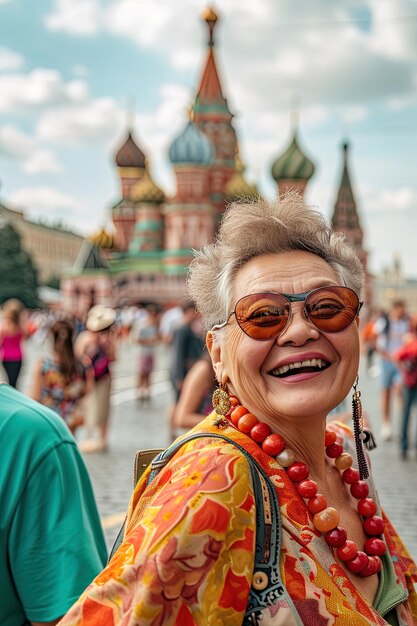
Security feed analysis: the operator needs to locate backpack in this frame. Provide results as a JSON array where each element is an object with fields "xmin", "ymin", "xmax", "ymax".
[{"xmin": 109, "ymin": 432, "xmax": 301, "ymax": 625}]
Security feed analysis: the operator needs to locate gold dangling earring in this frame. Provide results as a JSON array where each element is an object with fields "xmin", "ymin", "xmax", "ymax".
[
  {"xmin": 351, "ymin": 375, "xmax": 369, "ymax": 480},
  {"xmin": 212, "ymin": 382, "xmax": 230, "ymax": 428}
]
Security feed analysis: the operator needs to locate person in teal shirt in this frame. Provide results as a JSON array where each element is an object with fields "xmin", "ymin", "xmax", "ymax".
[{"xmin": 0, "ymin": 383, "xmax": 108, "ymax": 626}]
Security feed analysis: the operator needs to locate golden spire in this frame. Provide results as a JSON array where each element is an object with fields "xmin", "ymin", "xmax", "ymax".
[{"xmin": 202, "ymin": 6, "xmax": 218, "ymax": 46}]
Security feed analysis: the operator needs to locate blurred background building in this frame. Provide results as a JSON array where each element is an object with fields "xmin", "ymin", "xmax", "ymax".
[
  {"xmin": 0, "ymin": 200, "xmax": 83, "ymax": 284},
  {"xmin": 61, "ymin": 7, "xmax": 373, "ymax": 314},
  {"xmin": 1, "ymin": 7, "xmax": 416, "ymax": 315}
]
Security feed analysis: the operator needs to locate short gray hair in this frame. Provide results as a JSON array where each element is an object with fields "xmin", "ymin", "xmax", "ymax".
[{"xmin": 187, "ymin": 194, "xmax": 364, "ymax": 330}]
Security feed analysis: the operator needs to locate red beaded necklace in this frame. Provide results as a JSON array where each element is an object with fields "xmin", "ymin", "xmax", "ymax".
[{"xmin": 227, "ymin": 399, "xmax": 386, "ymax": 578}]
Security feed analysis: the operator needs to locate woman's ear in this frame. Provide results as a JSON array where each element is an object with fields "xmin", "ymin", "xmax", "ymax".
[{"xmin": 206, "ymin": 331, "xmax": 223, "ymax": 381}]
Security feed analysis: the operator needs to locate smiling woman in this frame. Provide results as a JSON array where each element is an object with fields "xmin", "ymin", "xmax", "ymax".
[{"xmin": 58, "ymin": 194, "xmax": 417, "ymax": 626}]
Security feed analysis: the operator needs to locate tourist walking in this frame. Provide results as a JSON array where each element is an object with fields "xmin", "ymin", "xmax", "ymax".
[
  {"xmin": 169, "ymin": 300, "xmax": 204, "ymax": 439},
  {"xmin": 393, "ymin": 314, "xmax": 417, "ymax": 460},
  {"xmin": 373, "ymin": 300, "xmax": 410, "ymax": 441},
  {"xmin": 30, "ymin": 319, "xmax": 93, "ymax": 434},
  {"xmin": 134, "ymin": 304, "xmax": 160, "ymax": 402},
  {"xmin": 75, "ymin": 305, "xmax": 116, "ymax": 452},
  {"xmin": 0, "ymin": 298, "xmax": 27, "ymax": 388}
]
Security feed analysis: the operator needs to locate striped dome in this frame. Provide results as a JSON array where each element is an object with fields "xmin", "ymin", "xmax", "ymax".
[
  {"xmin": 169, "ymin": 121, "xmax": 213, "ymax": 165},
  {"xmin": 271, "ymin": 132, "xmax": 315, "ymax": 182}
]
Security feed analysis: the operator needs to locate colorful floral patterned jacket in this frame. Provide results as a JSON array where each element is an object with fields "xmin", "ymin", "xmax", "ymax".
[{"xmin": 59, "ymin": 414, "xmax": 417, "ymax": 626}]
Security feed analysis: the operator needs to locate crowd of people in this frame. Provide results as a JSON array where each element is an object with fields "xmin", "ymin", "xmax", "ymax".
[
  {"xmin": 1, "ymin": 194, "xmax": 417, "ymax": 624},
  {"xmin": 359, "ymin": 300, "xmax": 417, "ymax": 459},
  {"xmin": 0, "ymin": 296, "xmax": 210, "ymax": 446}
]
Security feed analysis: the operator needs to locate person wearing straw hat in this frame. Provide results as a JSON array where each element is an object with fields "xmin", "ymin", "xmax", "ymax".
[{"xmin": 75, "ymin": 305, "xmax": 116, "ymax": 452}]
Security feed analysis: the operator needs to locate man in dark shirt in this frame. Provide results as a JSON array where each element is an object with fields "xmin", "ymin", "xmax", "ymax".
[
  {"xmin": 169, "ymin": 301, "xmax": 204, "ymax": 439},
  {"xmin": 170, "ymin": 301, "xmax": 204, "ymax": 400}
]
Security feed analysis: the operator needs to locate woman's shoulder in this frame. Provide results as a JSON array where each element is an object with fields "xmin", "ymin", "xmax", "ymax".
[
  {"xmin": 168, "ymin": 418, "xmax": 255, "ymax": 476},
  {"xmin": 126, "ymin": 417, "xmax": 255, "ymax": 532}
]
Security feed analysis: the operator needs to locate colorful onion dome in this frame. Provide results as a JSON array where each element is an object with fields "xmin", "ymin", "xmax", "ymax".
[
  {"xmin": 271, "ymin": 131, "xmax": 315, "ymax": 182},
  {"xmin": 89, "ymin": 228, "xmax": 114, "ymax": 249},
  {"xmin": 169, "ymin": 121, "xmax": 214, "ymax": 165},
  {"xmin": 115, "ymin": 131, "xmax": 146, "ymax": 168},
  {"xmin": 131, "ymin": 168, "xmax": 165, "ymax": 204},
  {"xmin": 224, "ymin": 157, "xmax": 258, "ymax": 200}
]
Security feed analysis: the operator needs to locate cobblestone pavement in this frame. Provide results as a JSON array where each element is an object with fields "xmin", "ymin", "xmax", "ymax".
[{"xmin": 17, "ymin": 339, "xmax": 417, "ymax": 561}]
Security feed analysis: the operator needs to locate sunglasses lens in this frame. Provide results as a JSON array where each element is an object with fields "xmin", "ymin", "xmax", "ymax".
[
  {"xmin": 305, "ymin": 287, "xmax": 359, "ymax": 332},
  {"xmin": 233, "ymin": 287, "xmax": 360, "ymax": 340},
  {"xmin": 235, "ymin": 293, "xmax": 290, "ymax": 340}
]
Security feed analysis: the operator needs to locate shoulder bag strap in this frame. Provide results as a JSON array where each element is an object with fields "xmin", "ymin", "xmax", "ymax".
[{"xmin": 109, "ymin": 432, "xmax": 299, "ymax": 624}]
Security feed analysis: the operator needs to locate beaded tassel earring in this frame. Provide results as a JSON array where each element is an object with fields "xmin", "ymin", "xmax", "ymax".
[
  {"xmin": 212, "ymin": 383, "xmax": 230, "ymax": 428},
  {"xmin": 351, "ymin": 376, "xmax": 369, "ymax": 480}
]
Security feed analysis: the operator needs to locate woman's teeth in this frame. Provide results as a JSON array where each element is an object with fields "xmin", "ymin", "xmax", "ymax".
[{"xmin": 272, "ymin": 358, "xmax": 328, "ymax": 377}]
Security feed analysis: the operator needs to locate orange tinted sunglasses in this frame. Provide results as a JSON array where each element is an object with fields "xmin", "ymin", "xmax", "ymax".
[{"xmin": 211, "ymin": 286, "xmax": 363, "ymax": 341}]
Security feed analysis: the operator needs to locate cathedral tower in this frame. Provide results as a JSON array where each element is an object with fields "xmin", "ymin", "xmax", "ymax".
[
  {"xmin": 331, "ymin": 142, "xmax": 366, "ymax": 267},
  {"xmin": 331, "ymin": 141, "xmax": 371, "ymax": 304},
  {"xmin": 112, "ymin": 123, "xmax": 147, "ymax": 251},
  {"xmin": 193, "ymin": 7, "xmax": 237, "ymax": 212}
]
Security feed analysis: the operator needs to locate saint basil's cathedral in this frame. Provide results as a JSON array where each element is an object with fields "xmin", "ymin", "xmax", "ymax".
[{"xmin": 62, "ymin": 7, "xmax": 369, "ymax": 313}]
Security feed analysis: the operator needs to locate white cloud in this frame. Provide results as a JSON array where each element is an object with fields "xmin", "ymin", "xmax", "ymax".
[
  {"xmin": 0, "ymin": 124, "xmax": 34, "ymax": 158},
  {"xmin": 9, "ymin": 186, "xmax": 81, "ymax": 212},
  {"xmin": 362, "ymin": 185, "xmax": 417, "ymax": 214},
  {"xmin": 43, "ymin": 0, "xmax": 417, "ymax": 113},
  {"xmin": 105, "ymin": 0, "xmax": 173, "ymax": 47},
  {"xmin": 8, "ymin": 186, "xmax": 100, "ymax": 234},
  {"xmin": 44, "ymin": 0, "xmax": 101, "ymax": 35},
  {"xmin": 0, "ymin": 69, "xmax": 89, "ymax": 113},
  {"xmin": 37, "ymin": 97, "xmax": 122, "ymax": 143},
  {"xmin": 128, "ymin": 83, "xmax": 194, "ymax": 193},
  {"xmin": 359, "ymin": 184, "xmax": 417, "ymax": 277},
  {"xmin": 386, "ymin": 95, "xmax": 416, "ymax": 110},
  {"xmin": 0, "ymin": 47, "xmax": 24, "ymax": 71},
  {"xmin": 23, "ymin": 149, "xmax": 63, "ymax": 174},
  {"xmin": 369, "ymin": 0, "xmax": 417, "ymax": 60},
  {"xmin": 0, "ymin": 124, "xmax": 63, "ymax": 174}
]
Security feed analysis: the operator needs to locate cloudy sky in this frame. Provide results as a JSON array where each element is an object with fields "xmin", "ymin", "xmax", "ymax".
[{"xmin": 0, "ymin": 0, "xmax": 416, "ymax": 277}]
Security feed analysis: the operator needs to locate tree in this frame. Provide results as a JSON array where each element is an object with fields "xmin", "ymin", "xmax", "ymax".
[{"xmin": 0, "ymin": 218, "xmax": 40, "ymax": 308}]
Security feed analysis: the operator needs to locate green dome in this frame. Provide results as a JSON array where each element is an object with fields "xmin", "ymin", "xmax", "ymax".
[{"xmin": 271, "ymin": 132, "xmax": 315, "ymax": 182}]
